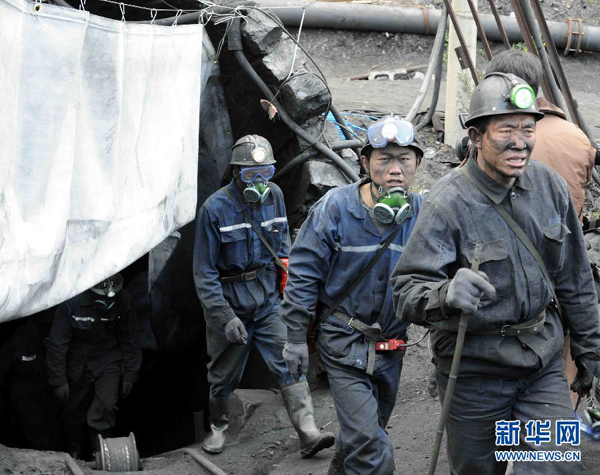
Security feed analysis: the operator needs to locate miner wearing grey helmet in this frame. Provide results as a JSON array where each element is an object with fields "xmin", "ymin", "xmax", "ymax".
[
  {"xmin": 281, "ymin": 116, "xmax": 424, "ymax": 475},
  {"xmin": 393, "ymin": 72, "xmax": 600, "ymax": 474},
  {"xmin": 193, "ymin": 134, "xmax": 334, "ymax": 457}
]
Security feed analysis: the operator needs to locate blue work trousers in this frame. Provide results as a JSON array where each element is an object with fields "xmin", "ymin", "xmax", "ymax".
[
  {"xmin": 436, "ymin": 351, "xmax": 581, "ymax": 475},
  {"xmin": 206, "ymin": 306, "xmax": 294, "ymax": 398},
  {"xmin": 320, "ymin": 348, "xmax": 404, "ymax": 475}
]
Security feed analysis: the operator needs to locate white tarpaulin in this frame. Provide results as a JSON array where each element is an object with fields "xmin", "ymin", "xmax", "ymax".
[{"xmin": 0, "ymin": 0, "xmax": 203, "ymax": 322}]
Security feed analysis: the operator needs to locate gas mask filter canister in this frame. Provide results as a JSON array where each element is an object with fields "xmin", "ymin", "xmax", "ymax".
[{"xmin": 373, "ymin": 186, "xmax": 411, "ymax": 225}]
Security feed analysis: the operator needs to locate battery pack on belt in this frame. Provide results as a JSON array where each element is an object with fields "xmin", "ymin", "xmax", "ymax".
[{"xmin": 375, "ymin": 339, "xmax": 406, "ymax": 351}]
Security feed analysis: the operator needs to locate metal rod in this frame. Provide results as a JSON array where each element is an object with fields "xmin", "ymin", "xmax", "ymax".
[
  {"xmin": 466, "ymin": 0, "xmax": 493, "ymax": 60},
  {"xmin": 428, "ymin": 243, "xmax": 482, "ymax": 475},
  {"xmin": 518, "ymin": 0, "xmax": 563, "ymax": 111},
  {"xmin": 64, "ymin": 454, "xmax": 86, "ymax": 475},
  {"xmin": 182, "ymin": 448, "xmax": 229, "ymax": 475},
  {"xmin": 487, "ymin": 0, "xmax": 511, "ymax": 49},
  {"xmin": 529, "ymin": 0, "xmax": 580, "ymax": 127},
  {"xmin": 442, "ymin": 0, "xmax": 480, "ymax": 85}
]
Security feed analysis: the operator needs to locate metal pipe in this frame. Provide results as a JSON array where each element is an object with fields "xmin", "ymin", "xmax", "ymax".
[
  {"xmin": 228, "ymin": 18, "xmax": 360, "ymax": 183},
  {"xmin": 442, "ymin": 0, "xmax": 479, "ymax": 85},
  {"xmin": 416, "ymin": 30, "xmax": 445, "ymax": 132},
  {"xmin": 64, "ymin": 455, "xmax": 86, "ymax": 475},
  {"xmin": 405, "ymin": 6, "xmax": 448, "ymax": 123},
  {"xmin": 466, "ymin": 0, "xmax": 493, "ymax": 60},
  {"xmin": 255, "ymin": 0, "xmax": 600, "ymax": 54},
  {"xmin": 488, "ymin": 0, "xmax": 511, "ymax": 49},
  {"xmin": 274, "ymin": 139, "xmax": 364, "ymax": 181},
  {"xmin": 518, "ymin": 0, "xmax": 565, "ymax": 113},
  {"xmin": 182, "ymin": 448, "xmax": 228, "ymax": 475}
]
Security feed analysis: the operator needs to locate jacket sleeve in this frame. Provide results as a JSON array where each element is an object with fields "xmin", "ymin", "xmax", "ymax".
[
  {"xmin": 391, "ymin": 199, "xmax": 459, "ymax": 325},
  {"xmin": 46, "ymin": 303, "xmax": 72, "ymax": 387},
  {"xmin": 116, "ymin": 292, "xmax": 142, "ymax": 384},
  {"xmin": 280, "ymin": 197, "xmax": 337, "ymax": 343},
  {"xmin": 555, "ymin": 196, "xmax": 600, "ymax": 361},
  {"xmin": 193, "ymin": 204, "xmax": 237, "ymax": 327}
]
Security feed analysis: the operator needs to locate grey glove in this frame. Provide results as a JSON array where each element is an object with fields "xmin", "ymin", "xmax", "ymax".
[
  {"xmin": 445, "ymin": 268, "xmax": 496, "ymax": 313},
  {"xmin": 224, "ymin": 317, "xmax": 248, "ymax": 345},
  {"xmin": 571, "ymin": 356, "xmax": 600, "ymax": 397},
  {"xmin": 283, "ymin": 342, "xmax": 309, "ymax": 381},
  {"xmin": 54, "ymin": 383, "xmax": 70, "ymax": 401}
]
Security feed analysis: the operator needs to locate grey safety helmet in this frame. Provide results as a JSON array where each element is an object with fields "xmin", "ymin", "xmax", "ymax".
[
  {"xmin": 230, "ymin": 135, "xmax": 276, "ymax": 166},
  {"xmin": 464, "ymin": 72, "xmax": 544, "ymax": 128},
  {"xmin": 91, "ymin": 273, "xmax": 123, "ymax": 298},
  {"xmin": 361, "ymin": 115, "xmax": 424, "ymax": 160}
]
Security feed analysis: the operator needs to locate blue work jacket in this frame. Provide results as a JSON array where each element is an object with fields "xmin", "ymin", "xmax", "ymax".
[
  {"xmin": 281, "ymin": 180, "xmax": 422, "ymax": 369},
  {"xmin": 194, "ymin": 180, "xmax": 290, "ymax": 327}
]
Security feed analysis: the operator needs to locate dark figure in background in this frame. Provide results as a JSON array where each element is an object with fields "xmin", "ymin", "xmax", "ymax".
[
  {"xmin": 47, "ymin": 273, "xmax": 142, "ymax": 460},
  {"xmin": 486, "ymin": 49, "xmax": 597, "ymax": 409},
  {"xmin": 0, "ymin": 311, "xmax": 63, "ymax": 450},
  {"xmin": 393, "ymin": 73, "xmax": 600, "ymax": 474},
  {"xmin": 194, "ymin": 135, "xmax": 334, "ymax": 457}
]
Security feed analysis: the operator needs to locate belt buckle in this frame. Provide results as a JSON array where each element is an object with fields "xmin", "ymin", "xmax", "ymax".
[
  {"xmin": 242, "ymin": 271, "xmax": 255, "ymax": 281},
  {"xmin": 347, "ymin": 317, "xmax": 354, "ymax": 328},
  {"xmin": 500, "ymin": 325, "xmax": 509, "ymax": 337}
]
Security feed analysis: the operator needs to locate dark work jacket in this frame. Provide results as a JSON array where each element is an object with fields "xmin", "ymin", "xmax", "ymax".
[
  {"xmin": 281, "ymin": 180, "xmax": 422, "ymax": 372},
  {"xmin": 46, "ymin": 291, "xmax": 141, "ymax": 387},
  {"xmin": 0, "ymin": 320, "xmax": 48, "ymax": 388},
  {"xmin": 392, "ymin": 157, "xmax": 600, "ymax": 378},
  {"xmin": 194, "ymin": 179, "xmax": 290, "ymax": 327}
]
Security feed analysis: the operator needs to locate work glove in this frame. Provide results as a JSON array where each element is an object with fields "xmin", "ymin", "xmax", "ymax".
[
  {"xmin": 54, "ymin": 383, "xmax": 70, "ymax": 401},
  {"xmin": 445, "ymin": 268, "xmax": 496, "ymax": 314},
  {"xmin": 224, "ymin": 317, "xmax": 248, "ymax": 345},
  {"xmin": 121, "ymin": 381, "xmax": 135, "ymax": 398},
  {"xmin": 283, "ymin": 342, "xmax": 309, "ymax": 381},
  {"xmin": 571, "ymin": 356, "xmax": 600, "ymax": 397}
]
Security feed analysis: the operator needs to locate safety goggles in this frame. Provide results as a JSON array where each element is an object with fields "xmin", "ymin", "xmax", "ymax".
[
  {"xmin": 240, "ymin": 165, "xmax": 275, "ymax": 183},
  {"xmin": 367, "ymin": 117, "xmax": 415, "ymax": 149}
]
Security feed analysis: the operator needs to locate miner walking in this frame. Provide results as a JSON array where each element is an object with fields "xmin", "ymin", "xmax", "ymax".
[
  {"xmin": 392, "ymin": 73, "xmax": 600, "ymax": 474},
  {"xmin": 281, "ymin": 117, "xmax": 424, "ymax": 475},
  {"xmin": 194, "ymin": 134, "xmax": 334, "ymax": 457}
]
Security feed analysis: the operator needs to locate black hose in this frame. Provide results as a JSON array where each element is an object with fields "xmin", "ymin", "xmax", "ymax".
[
  {"xmin": 228, "ymin": 18, "xmax": 360, "ymax": 183},
  {"xmin": 273, "ymin": 139, "xmax": 364, "ymax": 181},
  {"xmin": 405, "ymin": 5, "xmax": 448, "ymax": 124},
  {"xmin": 416, "ymin": 12, "xmax": 448, "ymax": 132}
]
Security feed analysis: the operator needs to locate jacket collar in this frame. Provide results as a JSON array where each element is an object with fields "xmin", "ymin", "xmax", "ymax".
[
  {"xmin": 536, "ymin": 97, "xmax": 567, "ymax": 120},
  {"xmin": 467, "ymin": 155, "xmax": 534, "ymax": 204},
  {"xmin": 224, "ymin": 179, "xmax": 251, "ymax": 213}
]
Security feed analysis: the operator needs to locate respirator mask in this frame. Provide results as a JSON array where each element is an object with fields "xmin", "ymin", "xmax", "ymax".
[
  {"xmin": 371, "ymin": 185, "xmax": 411, "ymax": 225},
  {"xmin": 90, "ymin": 274, "xmax": 123, "ymax": 311},
  {"xmin": 240, "ymin": 165, "xmax": 275, "ymax": 204}
]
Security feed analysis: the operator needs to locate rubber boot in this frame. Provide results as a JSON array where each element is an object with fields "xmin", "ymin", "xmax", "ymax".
[
  {"xmin": 327, "ymin": 447, "xmax": 346, "ymax": 475},
  {"xmin": 281, "ymin": 381, "xmax": 335, "ymax": 458},
  {"xmin": 202, "ymin": 396, "xmax": 230, "ymax": 454}
]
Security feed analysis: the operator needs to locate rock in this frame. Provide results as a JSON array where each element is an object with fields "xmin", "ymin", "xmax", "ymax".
[
  {"xmin": 228, "ymin": 389, "xmax": 279, "ymax": 437},
  {"xmin": 241, "ymin": 9, "xmax": 282, "ymax": 58},
  {"xmin": 257, "ymin": 37, "xmax": 298, "ymax": 86},
  {"xmin": 280, "ymin": 72, "xmax": 331, "ymax": 123}
]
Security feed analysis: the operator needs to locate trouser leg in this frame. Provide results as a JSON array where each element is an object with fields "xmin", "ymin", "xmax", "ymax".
[
  {"xmin": 205, "ymin": 319, "xmax": 253, "ymax": 399},
  {"xmin": 512, "ymin": 353, "xmax": 582, "ymax": 475},
  {"xmin": 436, "ymin": 370, "xmax": 512, "ymax": 475},
  {"xmin": 320, "ymin": 350, "xmax": 402, "ymax": 475},
  {"xmin": 252, "ymin": 306, "xmax": 294, "ymax": 388},
  {"xmin": 87, "ymin": 364, "xmax": 121, "ymax": 455},
  {"xmin": 65, "ymin": 372, "xmax": 96, "ymax": 458}
]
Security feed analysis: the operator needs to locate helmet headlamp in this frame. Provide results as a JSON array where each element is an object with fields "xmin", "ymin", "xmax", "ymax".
[
  {"xmin": 251, "ymin": 147, "xmax": 267, "ymax": 163},
  {"xmin": 510, "ymin": 82, "xmax": 536, "ymax": 109}
]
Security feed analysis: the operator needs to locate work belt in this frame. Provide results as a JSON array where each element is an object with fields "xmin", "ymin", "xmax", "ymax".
[
  {"xmin": 441, "ymin": 311, "xmax": 546, "ymax": 337},
  {"xmin": 219, "ymin": 264, "xmax": 268, "ymax": 283},
  {"xmin": 331, "ymin": 310, "xmax": 404, "ymax": 376}
]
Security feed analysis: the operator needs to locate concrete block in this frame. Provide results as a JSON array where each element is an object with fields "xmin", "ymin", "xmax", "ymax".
[
  {"xmin": 280, "ymin": 73, "xmax": 331, "ymax": 123},
  {"xmin": 241, "ymin": 9, "xmax": 283, "ymax": 58}
]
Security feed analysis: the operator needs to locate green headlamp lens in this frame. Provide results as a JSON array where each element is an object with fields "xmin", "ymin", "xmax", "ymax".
[{"xmin": 510, "ymin": 84, "xmax": 535, "ymax": 109}]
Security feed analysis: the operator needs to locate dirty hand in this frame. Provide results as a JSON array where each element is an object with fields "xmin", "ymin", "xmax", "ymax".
[
  {"xmin": 571, "ymin": 356, "xmax": 600, "ymax": 397},
  {"xmin": 54, "ymin": 383, "xmax": 70, "ymax": 401},
  {"xmin": 445, "ymin": 268, "xmax": 496, "ymax": 313},
  {"xmin": 224, "ymin": 317, "xmax": 248, "ymax": 345},
  {"xmin": 283, "ymin": 342, "xmax": 309, "ymax": 381},
  {"xmin": 121, "ymin": 381, "xmax": 135, "ymax": 398}
]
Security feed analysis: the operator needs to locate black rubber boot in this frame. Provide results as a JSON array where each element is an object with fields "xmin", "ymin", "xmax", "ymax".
[
  {"xmin": 202, "ymin": 396, "xmax": 230, "ymax": 454},
  {"xmin": 281, "ymin": 381, "xmax": 335, "ymax": 459}
]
